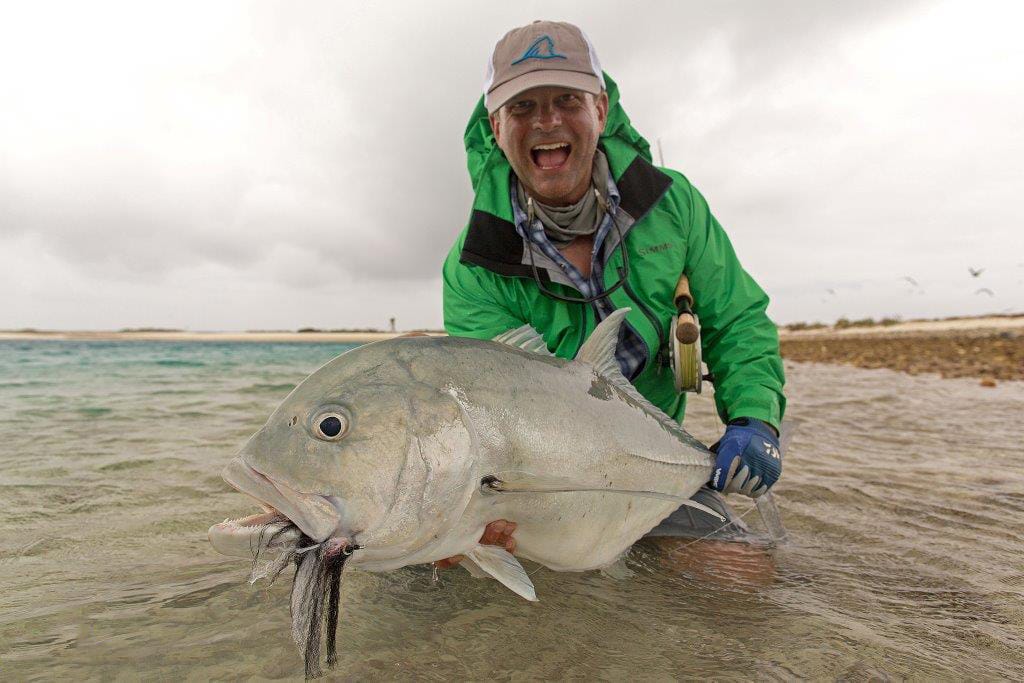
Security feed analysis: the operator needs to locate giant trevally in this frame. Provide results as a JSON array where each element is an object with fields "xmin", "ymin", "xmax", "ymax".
[{"xmin": 209, "ymin": 309, "xmax": 718, "ymax": 676}]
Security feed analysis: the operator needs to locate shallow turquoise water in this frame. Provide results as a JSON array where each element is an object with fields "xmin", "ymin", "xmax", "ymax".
[{"xmin": 1, "ymin": 340, "xmax": 1022, "ymax": 680}]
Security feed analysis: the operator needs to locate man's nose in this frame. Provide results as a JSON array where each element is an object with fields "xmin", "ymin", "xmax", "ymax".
[{"xmin": 532, "ymin": 102, "xmax": 562, "ymax": 131}]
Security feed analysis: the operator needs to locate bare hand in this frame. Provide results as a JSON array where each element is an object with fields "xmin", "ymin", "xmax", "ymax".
[{"xmin": 434, "ymin": 519, "xmax": 517, "ymax": 569}]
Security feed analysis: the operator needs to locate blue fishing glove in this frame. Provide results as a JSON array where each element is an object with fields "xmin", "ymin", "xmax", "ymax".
[{"xmin": 709, "ymin": 418, "xmax": 782, "ymax": 498}]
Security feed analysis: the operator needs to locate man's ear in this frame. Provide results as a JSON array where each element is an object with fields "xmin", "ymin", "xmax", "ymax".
[
  {"xmin": 595, "ymin": 91, "xmax": 609, "ymax": 131},
  {"xmin": 488, "ymin": 112, "xmax": 501, "ymax": 146}
]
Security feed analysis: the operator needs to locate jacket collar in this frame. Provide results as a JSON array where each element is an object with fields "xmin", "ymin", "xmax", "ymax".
[{"xmin": 460, "ymin": 153, "xmax": 672, "ymax": 278}]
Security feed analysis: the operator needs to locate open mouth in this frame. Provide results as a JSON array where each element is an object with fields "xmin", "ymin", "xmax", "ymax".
[
  {"xmin": 209, "ymin": 458, "xmax": 347, "ymax": 559},
  {"xmin": 531, "ymin": 141, "xmax": 572, "ymax": 170},
  {"xmin": 209, "ymin": 509, "xmax": 304, "ymax": 558}
]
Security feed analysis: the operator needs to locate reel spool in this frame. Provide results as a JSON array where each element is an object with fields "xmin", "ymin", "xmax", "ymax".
[{"xmin": 670, "ymin": 312, "xmax": 703, "ymax": 394}]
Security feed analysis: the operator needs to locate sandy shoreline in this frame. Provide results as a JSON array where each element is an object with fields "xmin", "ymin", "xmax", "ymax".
[
  {"xmin": 0, "ymin": 330, "xmax": 434, "ymax": 343},
  {"xmin": 4, "ymin": 315, "xmax": 1020, "ymax": 343},
  {"xmin": 3, "ymin": 315, "xmax": 1021, "ymax": 381}
]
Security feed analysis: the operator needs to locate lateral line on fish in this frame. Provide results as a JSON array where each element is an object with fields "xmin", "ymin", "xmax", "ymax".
[{"xmin": 480, "ymin": 475, "xmax": 726, "ymax": 522}]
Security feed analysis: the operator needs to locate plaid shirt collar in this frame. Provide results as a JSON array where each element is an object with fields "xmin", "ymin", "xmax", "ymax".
[
  {"xmin": 509, "ymin": 164, "xmax": 647, "ymax": 380},
  {"xmin": 510, "ymin": 164, "xmax": 621, "ymax": 297}
]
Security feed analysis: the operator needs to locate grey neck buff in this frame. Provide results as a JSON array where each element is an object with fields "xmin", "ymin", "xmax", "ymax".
[{"xmin": 517, "ymin": 150, "xmax": 610, "ymax": 248}]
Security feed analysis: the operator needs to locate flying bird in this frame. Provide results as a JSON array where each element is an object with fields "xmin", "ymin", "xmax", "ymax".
[
  {"xmin": 825, "ymin": 288, "xmax": 836, "ymax": 296},
  {"xmin": 975, "ymin": 288, "xmax": 994, "ymax": 296},
  {"xmin": 902, "ymin": 276, "xmax": 919, "ymax": 287},
  {"xmin": 968, "ymin": 267, "xmax": 985, "ymax": 278}
]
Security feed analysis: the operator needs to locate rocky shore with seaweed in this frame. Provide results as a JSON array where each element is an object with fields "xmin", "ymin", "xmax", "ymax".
[{"xmin": 779, "ymin": 315, "xmax": 1024, "ymax": 382}]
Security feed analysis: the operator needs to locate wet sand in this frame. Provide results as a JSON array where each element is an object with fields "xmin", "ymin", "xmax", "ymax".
[{"xmin": 780, "ymin": 317, "xmax": 1024, "ymax": 381}]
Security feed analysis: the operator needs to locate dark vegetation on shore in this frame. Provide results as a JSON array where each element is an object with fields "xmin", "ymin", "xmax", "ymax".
[
  {"xmin": 785, "ymin": 317, "xmax": 901, "ymax": 332},
  {"xmin": 781, "ymin": 329, "xmax": 1023, "ymax": 382},
  {"xmin": 118, "ymin": 327, "xmax": 185, "ymax": 333},
  {"xmin": 296, "ymin": 327, "xmax": 384, "ymax": 333},
  {"xmin": 292, "ymin": 328, "xmax": 445, "ymax": 334}
]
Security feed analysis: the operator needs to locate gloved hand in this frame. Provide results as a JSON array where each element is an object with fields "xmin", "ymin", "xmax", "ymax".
[{"xmin": 709, "ymin": 417, "xmax": 782, "ymax": 498}]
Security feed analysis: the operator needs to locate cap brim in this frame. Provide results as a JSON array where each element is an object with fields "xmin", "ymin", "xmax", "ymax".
[{"xmin": 486, "ymin": 70, "xmax": 604, "ymax": 114}]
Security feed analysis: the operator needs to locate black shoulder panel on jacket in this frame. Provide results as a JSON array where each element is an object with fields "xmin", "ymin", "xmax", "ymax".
[
  {"xmin": 616, "ymin": 155, "xmax": 673, "ymax": 223},
  {"xmin": 459, "ymin": 209, "xmax": 549, "ymax": 281}
]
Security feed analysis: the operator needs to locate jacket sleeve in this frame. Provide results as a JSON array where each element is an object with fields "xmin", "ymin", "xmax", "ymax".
[
  {"xmin": 442, "ymin": 233, "xmax": 525, "ymax": 340},
  {"xmin": 681, "ymin": 181, "xmax": 786, "ymax": 431}
]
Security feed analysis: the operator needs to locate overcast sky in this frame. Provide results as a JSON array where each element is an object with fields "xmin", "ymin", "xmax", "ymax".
[{"xmin": 1, "ymin": 0, "xmax": 1021, "ymax": 330}]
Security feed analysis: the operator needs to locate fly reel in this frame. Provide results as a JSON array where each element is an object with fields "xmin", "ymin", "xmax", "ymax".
[{"xmin": 671, "ymin": 274, "xmax": 705, "ymax": 394}]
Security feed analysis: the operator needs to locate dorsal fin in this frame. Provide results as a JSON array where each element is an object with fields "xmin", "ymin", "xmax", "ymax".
[
  {"xmin": 575, "ymin": 308, "xmax": 629, "ymax": 375},
  {"xmin": 575, "ymin": 308, "xmax": 688, "ymax": 436},
  {"xmin": 492, "ymin": 323, "xmax": 555, "ymax": 357}
]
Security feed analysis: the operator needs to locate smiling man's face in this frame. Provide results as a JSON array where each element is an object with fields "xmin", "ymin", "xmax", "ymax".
[{"xmin": 489, "ymin": 86, "xmax": 608, "ymax": 207}]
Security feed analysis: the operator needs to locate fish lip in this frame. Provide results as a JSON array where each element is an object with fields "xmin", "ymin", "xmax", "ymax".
[
  {"xmin": 208, "ymin": 511, "xmax": 301, "ymax": 558},
  {"xmin": 221, "ymin": 457, "xmax": 343, "ymax": 542}
]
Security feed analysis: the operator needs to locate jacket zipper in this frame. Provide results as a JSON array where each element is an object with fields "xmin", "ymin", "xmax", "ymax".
[{"xmin": 623, "ymin": 279, "xmax": 669, "ymax": 372}]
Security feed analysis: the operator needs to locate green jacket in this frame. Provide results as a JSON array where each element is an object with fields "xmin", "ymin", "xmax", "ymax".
[{"xmin": 442, "ymin": 74, "xmax": 785, "ymax": 431}]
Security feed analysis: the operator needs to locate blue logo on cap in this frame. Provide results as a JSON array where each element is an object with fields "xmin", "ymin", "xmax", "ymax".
[{"xmin": 511, "ymin": 35, "xmax": 567, "ymax": 65}]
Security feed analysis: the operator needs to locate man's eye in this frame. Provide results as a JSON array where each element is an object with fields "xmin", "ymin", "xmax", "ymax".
[
  {"xmin": 556, "ymin": 94, "xmax": 580, "ymax": 106},
  {"xmin": 509, "ymin": 101, "xmax": 533, "ymax": 113}
]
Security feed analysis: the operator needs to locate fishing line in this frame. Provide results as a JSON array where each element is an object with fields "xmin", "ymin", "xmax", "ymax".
[{"xmin": 660, "ymin": 503, "xmax": 763, "ymax": 556}]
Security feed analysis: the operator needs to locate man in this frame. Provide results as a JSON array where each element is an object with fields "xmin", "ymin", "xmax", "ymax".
[{"xmin": 439, "ymin": 21, "xmax": 785, "ymax": 563}]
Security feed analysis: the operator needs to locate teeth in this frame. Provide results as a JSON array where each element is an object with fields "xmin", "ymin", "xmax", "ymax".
[{"xmin": 532, "ymin": 142, "xmax": 569, "ymax": 151}]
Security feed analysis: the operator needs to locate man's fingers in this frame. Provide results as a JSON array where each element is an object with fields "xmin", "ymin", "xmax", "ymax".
[
  {"xmin": 434, "ymin": 554, "xmax": 465, "ymax": 569},
  {"xmin": 480, "ymin": 519, "xmax": 515, "ymax": 546},
  {"xmin": 740, "ymin": 474, "xmax": 761, "ymax": 496},
  {"xmin": 470, "ymin": 519, "xmax": 518, "ymax": 557},
  {"xmin": 480, "ymin": 522, "xmax": 502, "ymax": 545}
]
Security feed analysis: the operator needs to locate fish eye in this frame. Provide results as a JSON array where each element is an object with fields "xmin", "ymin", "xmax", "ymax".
[{"xmin": 313, "ymin": 411, "xmax": 349, "ymax": 441}]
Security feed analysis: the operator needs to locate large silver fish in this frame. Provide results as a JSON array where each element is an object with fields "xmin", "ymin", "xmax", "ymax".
[{"xmin": 209, "ymin": 309, "xmax": 718, "ymax": 600}]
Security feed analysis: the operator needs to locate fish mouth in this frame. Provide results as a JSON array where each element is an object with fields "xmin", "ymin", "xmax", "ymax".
[
  {"xmin": 208, "ymin": 509, "xmax": 303, "ymax": 559},
  {"xmin": 208, "ymin": 457, "xmax": 346, "ymax": 558}
]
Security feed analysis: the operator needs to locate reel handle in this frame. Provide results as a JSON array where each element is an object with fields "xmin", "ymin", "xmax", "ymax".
[{"xmin": 673, "ymin": 275, "xmax": 700, "ymax": 344}]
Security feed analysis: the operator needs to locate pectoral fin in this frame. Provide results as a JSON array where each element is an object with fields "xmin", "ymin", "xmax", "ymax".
[{"xmin": 465, "ymin": 544, "xmax": 537, "ymax": 602}]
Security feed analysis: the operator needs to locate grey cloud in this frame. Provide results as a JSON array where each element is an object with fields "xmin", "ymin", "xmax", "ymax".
[{"xmin": 0, "ymin": 0, "xmax": 1021, "ymax": 329}]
